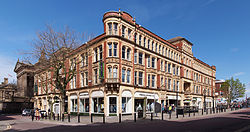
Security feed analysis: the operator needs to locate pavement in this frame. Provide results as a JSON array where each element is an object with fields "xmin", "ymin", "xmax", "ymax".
[{"xmin": 1, "ymin": 108, "xmax": 249, "ymax": 132}]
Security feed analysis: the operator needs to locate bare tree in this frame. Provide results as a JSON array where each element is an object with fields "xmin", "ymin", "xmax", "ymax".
[{"xmin": 24, "ymin": 25, "xmax": 92, "ymax": 116}]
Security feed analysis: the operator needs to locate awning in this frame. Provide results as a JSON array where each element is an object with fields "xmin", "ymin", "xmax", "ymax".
[
  {"xmin": 134, "ymin": 92, "xmax": 159, "ymax": 99},
  {"xmin": 167, "ymin": 95, "xmax": 181, "ymax": 100}
]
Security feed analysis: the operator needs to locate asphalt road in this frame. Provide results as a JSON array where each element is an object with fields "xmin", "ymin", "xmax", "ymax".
[{"xmin": 2, "ymin": 108, "xmax": 250, "ymax": 132}]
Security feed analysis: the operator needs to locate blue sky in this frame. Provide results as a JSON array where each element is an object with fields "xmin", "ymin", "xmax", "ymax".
[{"xmin": 0, "ymin": 0, "xmax": 249, "ymax": 97}]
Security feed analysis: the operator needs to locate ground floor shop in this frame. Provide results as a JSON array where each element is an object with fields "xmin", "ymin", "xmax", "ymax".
[{"xmin": 33, "ymin": 87, "xmax": 215, "ymax": 116}]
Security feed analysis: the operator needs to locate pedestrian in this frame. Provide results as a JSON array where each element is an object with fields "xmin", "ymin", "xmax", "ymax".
[
  {"xmin": 169, "ymin": 105, "xmax": 172, "ymax": 114},
  {"xmin": 31, "ymin": 109, "xmax": 34, "ymax": 121},
  {"xmin": 35, "ymin": 108, "xmax": 40, "ymax": 120}
]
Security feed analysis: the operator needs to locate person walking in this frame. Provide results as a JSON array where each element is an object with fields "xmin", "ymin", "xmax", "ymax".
[
  {"xmin": 35, "ymin": 108, "xmax": 40, "ymax": 120},
  {"xmin": 31, "ymin": 109, "xmax": 34, "ymax": 121}
]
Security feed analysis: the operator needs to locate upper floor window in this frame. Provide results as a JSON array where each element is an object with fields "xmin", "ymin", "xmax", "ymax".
[
  {"xmin": 128, "ymin": 29, "xmax": 132, "ymax": 39},
  {"xmin": 134, "ymin": 33, "xmax": 137, "ymax": 43},
  {"xmin": 122, "ymin": 69, "xmax": 126, "ymax": 82},
  {"xmin": 177, "ymin": 81, "xmax": 179, "ymax": 91},
  {"xmin": 127, "ymin": 70, "xmax": 131, "ymax": 83},
  {"xmin": 155, "ymin": 43, "xmax": 158, "ymax": 52},
  {"xmin": 139, "ymin": 53, "xmax": 143, "ymax": 65},
  {"xmin": 122, "ymin": 46, "xmax": 126, "ymax": 59},
  {"xmin": 139, "ymin": 72, "xmax": 143, "ymax": 86},
  {"xmin": 168, "ymin": 79, "xmax": 171, "ymax": 90},
  {"xmin": 144, "ymin": 37, "xmax": 146, "ymax": 47},
  {"xmin": 127, "ymin": 48, "xmax": 131, "ymax": 61},
  {"xmin": 152, "ymin": 75, "xmax": 155, "ymax": 88},
  {"xmin": 108, "ymin": 43, "xmax": 112, "ymax": 57},
  {"xmin": 159, "ymin": 45, "xmax": 161, "ymax": 54},
  {"xmin": 114, "ymin": 23, "xmax": 118, "ymax": 35},
  {"xmin": 173, "ymin": 64, "xmax": 176, "ymax": 75},
  {"xmin": 161, "ymin": 61, "xmax": 163, "ymax": 71},
  {"xmin": 151, "ymin": 57, "xmax": 155, "ymax": 68},
  {"xmin": 165, "ymin": 61, "xmax": 168, "ymax": 72},
  {"xmin": 165, "ymin": 48, "xmax": 168, "ymax": 57},
  {"xmin": 147, "ymin": 56, "xmax": 150, "ymax": 68},
  {"xmin": 122, "ymin": 26, "xmax": 125, "ymax": 37},
  {"xmin": 99, "ymin": 45, "xmax": 102, "ymax": 60},
  {"xmin": 152, "ymin": 41, "xmax": 154, "ymax": 50},
  {"xmin": 148, "ymin": 39, "xmax": 150, "ymax": 49},
  {"xmin": 108, "ymin": 23, "xmax": 112, "ymax": 35},
  {"xmin": 176, "ymin": 66, "xmax": 179, "ymax": 76},
  {"xmin": 94, "ymin": 48, "xmax": 98, "ymax": 62},
  {"xmin": 147, "ymin": 74, "xmax": 150, "ymax": 87},
  {"xmin": 94, "ymin": 69, "xmax": 98, "ymax": 84},
  {"xmin": 173, "ymin": 80, "xmax": 176, "ymax": 91},
  {"xmin": 139, "ymin": 35, "xmax": 141, "ymax": 46},
  {"xmin": 134, "ymin": 71, "xmax": 137, "ymax": 85},
  {"xmin": 134, "ymin": 51, "xmax": 137, "ymax": 64},
  {"xmin": 113, "ymin": 43, "xmax": 117, "ymax": 57},
  {"xmin": 168, "ymin": 63, "xmax": 171, "ymax": 73}
]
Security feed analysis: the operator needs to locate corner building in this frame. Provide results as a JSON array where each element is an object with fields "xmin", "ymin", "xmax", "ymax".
[{"xmin": 34, "ymin": 10, "xmax": 216, "ymax": 116}]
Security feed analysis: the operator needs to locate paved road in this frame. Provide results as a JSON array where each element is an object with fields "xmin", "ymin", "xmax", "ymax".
[{"xmin": 2, "ymin": 108, "xmax": 250, "ymax": 132}]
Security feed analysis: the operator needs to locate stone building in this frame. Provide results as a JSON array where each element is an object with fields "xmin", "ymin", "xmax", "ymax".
[{"xmin": 33, "ymin": 10, "xmax": 216, "ymax": 116}]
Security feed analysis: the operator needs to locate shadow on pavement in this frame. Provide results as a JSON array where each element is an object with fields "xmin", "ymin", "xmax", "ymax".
[
  {"xmin": 0, "ymin": 115, "xmax": 15, "ymax": 121},
  {"xmin": 5, "ymin": 116, "xmax": 250, "ymax": 132}
]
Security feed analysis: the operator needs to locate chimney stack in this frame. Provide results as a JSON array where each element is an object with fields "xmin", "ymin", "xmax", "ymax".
[{"xmin": 4, "ymin": 78, "xmax": 8, "ymax": 84}]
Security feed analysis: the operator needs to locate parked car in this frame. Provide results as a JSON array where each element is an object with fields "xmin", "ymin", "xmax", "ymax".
[{"xmin": 22, "ymin": 109, "xmax": 32, "ymax": 116}]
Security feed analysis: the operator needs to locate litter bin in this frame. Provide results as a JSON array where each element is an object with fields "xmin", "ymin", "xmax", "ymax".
[{"xmin": 138, "ymin": 110, "xmax": 143, "ymax": 118}]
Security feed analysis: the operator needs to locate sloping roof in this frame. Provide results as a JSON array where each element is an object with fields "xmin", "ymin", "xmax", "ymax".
[{"xmin": 167, "ymin": 36, "xmax": 193, "ymax": 46}]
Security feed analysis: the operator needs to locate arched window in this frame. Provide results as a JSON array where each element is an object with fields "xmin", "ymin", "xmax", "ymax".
[
  {"xmin": 122, "ymin": 46, "xmax": 126, "ymax": 59},
  {"xmin": 127, "ymin": 48, "xmax": 131, "ymax": 60}
]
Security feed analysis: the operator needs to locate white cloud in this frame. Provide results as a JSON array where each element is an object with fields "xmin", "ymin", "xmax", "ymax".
[
  {"xmin": 233, "ymin": 72, "xmax": 245, "ymax": 77},
  {"xmin": 0, "ymin": 55, "xmax": 17, "ymax": 83},
  {"xmin": 201, "ymin": 0, "xmax": 217, "ymax": 7}
]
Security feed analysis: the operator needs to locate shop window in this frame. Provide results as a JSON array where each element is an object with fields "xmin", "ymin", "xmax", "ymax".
[
  {"xmin": 146, "ymin": 100, "xmax": 155, "ymax": 112},
  {"xmin": 79, "ymin": 98, "xmax": 89, "ymax": 113},
  {"xmin": 122, "ymin": 97, "xmax": 131, "ymax": 113},
  {"xmin": 93, "ymin": 97, "xmax": 104, "ymax": 113},
  {"xmin": 109, "ymin": 97, "xmax": 117, "ymax": 113},
  {"xmin": 71, "ymin": 99, "xmax": 77, "ymax": 112}
]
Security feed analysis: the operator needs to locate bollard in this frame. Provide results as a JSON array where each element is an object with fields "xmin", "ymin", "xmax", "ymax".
[
  {"xmin": 53, "ymin": 113, "xmax": 55, "ymax": 120},
  {"xmin": 162, "ymin": 112, "xmax": 164, "ymax": 120},
  {"xmin": 231, "ymin": 107, "xmax": 233, "ymax": 111},
  {"xmin": 103, "ymin": 114, "xmax": 105, "ymax": 124},
  {"xmin": 193, "ymin": 111, "xmax": 195, "ymax": 116},
  {"xmin": 57, "ymin": 113, "xmax": 59, "ymax": 121},
  {"xmin": 183, "ymin": 111, "xmax": 184, "ymax": 118},
  {"xmin": 210, "ymin": 108, "xmax": 212, "ymax": 114},
  {"xmin": 119, "ymin": 113, "xmax": 121, "ymax": 123},
  {"xmin": 176, "ymin": 112, "xmax": 178, "ymax": 119},
  {"xmin": 134, "ymin": 113, "xmax": 136, "ymax": 122},
  {"xmin": 62, "ymin": 114, "xmax": 64, "ymax": 122},
  {"xmin": 91, "ymin": 114, "xmax": 93, "ymax": 123},
  {"xmin": 202, "ymin": 109, "xmax": 203, "ymax": 115},
  {"xmin": 206, "ymin": 109, "xmax": 208, "ymax": 115},
  {"xmin": 49, "ymin": 113, "xmax": 51, "ymax": 120},
  {"xmin": 78, "ymin": 113, "xmax": 80, "ymax": 123},
  {"xmin": 169, "ymin": 112, "xmax": 171, "ymax": 119},
  {"xmin": 224, "ymin": 108, "xmax": 226, "ymax": 112},
  {"xmin": 68, "ymin": 114, "xmax": 70, "ymax": 122},
  {"xmin": 151, "ymin": 113, "xmax": 153, "ymax": 121},
  {"xmin": 189, "ymin": 110, "xmax": 190, "ymax": 117}
]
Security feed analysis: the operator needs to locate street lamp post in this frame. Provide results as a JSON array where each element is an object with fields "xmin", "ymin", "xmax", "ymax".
[
  {"xmin": 176, "ymin": 90, "xmax": 178, "ymax": 118},
  {"xmin": 203, "ymin": 89, "xmax": 206, "ymax": 112}
]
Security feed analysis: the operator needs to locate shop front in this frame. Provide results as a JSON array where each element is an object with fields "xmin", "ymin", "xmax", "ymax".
[
  {"xmin": 167, "ymin": 95, "xmax": 181, "ymax": 108},
  {"xmin": 91, "ymin": 91, "xmax": 104, "ymax": 113},
  {"xmin": 134, "ymin": 92, "xmax": 159, "ymax": 115},
  {"xmin": 79, "ymin": 92, "xmax": 89, "ymax": 114},
  {"xmin": 121, "ymin": 90, "xmax": 132, "ymax": 114}
]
